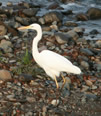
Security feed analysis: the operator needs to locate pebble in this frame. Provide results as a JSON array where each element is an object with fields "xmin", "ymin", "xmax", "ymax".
[
  {"xmin": 51, "ymin": 99, "xmax": 59, "ymax": 106},
  {"xmin": 80, "ymin": 48, "xmax": 94, "ymax": 56},
  {"xmin": 91, "ymin": 85, "xmax": 97, "ymax": 90},
  {"xmin": 0, "ymin": 40, "xmax": 13, "ymax": 53},
  {"xmin": 0, "ymin": 70, "xmax": 12, "ymax": 81},
  {"xmin": 85, "ymin": 80, "xmax": 93, "ymax": 86},
  {"xmin": 80, "ymin": 61, "xmax": 89, "ymax": 69},
  {"xmin": 67, "ymin": 30, "xmax": 79, "ymax": 41},
  {"xmin": 55, "ymin": 32, "xmax": 71, "ymax": 44}
]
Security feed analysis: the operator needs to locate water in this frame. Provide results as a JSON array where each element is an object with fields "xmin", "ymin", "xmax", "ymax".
[{"xmin": 1, "ymin": 0, "xmax": 101, "ymax": 40}]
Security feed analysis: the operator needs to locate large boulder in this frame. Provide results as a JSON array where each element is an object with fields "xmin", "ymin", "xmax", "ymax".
[{"xmin": 87, "ymin": 8, "xmax": 101, "ymax": 20}]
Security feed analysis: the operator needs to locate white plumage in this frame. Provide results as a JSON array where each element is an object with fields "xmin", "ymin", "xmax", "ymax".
[{"xmin": 18, "ymin": 23, "xmax": 81, "ymax": 88}]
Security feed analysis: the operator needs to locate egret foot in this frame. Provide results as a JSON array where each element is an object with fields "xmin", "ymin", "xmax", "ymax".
[{"xmin": 54, "ymin": 76, "xmax": 59, "ymax": 89}]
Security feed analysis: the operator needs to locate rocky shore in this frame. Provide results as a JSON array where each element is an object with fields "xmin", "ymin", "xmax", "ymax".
[{"xmin": 0, "ymin": 1, "xmax": 101, "ymax": 115}]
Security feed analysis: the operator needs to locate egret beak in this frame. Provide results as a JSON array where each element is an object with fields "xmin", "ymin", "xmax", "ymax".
[{"xmin": 18, "ymin": 26, "xmax": 30, "ymax": 30}]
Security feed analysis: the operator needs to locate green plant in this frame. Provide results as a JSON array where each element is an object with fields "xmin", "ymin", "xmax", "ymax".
[{"xmin": 22, "ymin": 48, "xmax": 31, "ymax": 65}]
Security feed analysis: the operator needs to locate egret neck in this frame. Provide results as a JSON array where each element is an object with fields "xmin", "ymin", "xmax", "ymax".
[{"xmin": 32, "ymin": 26, "xmax": 42, "ymax": 60}]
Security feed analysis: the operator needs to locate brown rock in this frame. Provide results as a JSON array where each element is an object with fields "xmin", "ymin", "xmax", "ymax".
[
  {"xmin": 87, "ymin": 7, "xmax": 101, "ymax": 20},
  {"xmin": 0, "ymin": 70, "xmax": 12, "ymax": 81},
  {"xmin": 76, "ymin": 13, "xmax": 88, "ymax": 21},
  {"xmin": 43, "ymin": 11, "xmax": 62, "ymax": 24},
  {"xmin": 0, "ymin": 25, "xmax": 7, "ymax": 36}
]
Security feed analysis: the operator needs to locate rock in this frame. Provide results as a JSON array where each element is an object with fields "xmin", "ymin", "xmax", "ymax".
[
  {"xmin": 62, "ymin": 10, "xmax": 73, "ymax": 15},
  {"xmin": 81, "ymin": 85, "xmax": 89, "ymax": 92},
  {"xmin": 19, "ymin": 74, "xmax": 33, "ymax": 82},
  {"xmin": 55, "ymin": 32, "xmax": 71, "ymax": 44},
  {"xmin": 64, "ymin": 21, "xmax": 78, "ymax": 27},
  {"xmin": 91, "ymin": 85, "xmax": 97, "ymax": 90},
  {"xmin": 80, "ymin": 48, "xmax": 94, "ymax": 56},
  {"xmin": 94, "ymin": 63, "xmax": 101, "ymax": 71},
  {"xmin": 90, "ymin": 29, "xmax": 99, "ymax": 34},
  {"xmin": 61, "ymin": 0, "xmax": 74, "ymax": 3},
  {"xmin": 85, "ymin": 93, "xmax": 97, "ymax": 100},
  {"xmin": 15, "ymin": 16, "xmax": 30, "ymax": 26},
  {"xmin": 85, "ymin": 80, "xmax": 93, "ymax": 86},
  {"xmin": 76, "ymin": 13, "xmax": 88, "ymax": 21},
  {"xmin": 7, "ymin": 2, "xmax": 13, "ymax": 6},
  {"xmin": 73, "ymin": 27, "xmax": 85, "ymax": 35},
  {"xmin": 95, "ymin": 40, "xmax": 101, "ymax": 48},
  {"xmin": 0, "ymin": 2, "xmax": 2, "ymax": 6},
  {"xmin": 38, "ymin": 17, "xmax": 45, "ymax": 25},
  {"xmin": 87, "ymin": 7, "xmax": 101, "ymax": 20},
  {"xmin": 22, "ymin": 8, "xmax": 39, "ymax": 17},
  {"xmin": 0, "ymin": 70, "xmax": 12, "ymax": 81},
  {"xmin": 0, "ymin": 24, "xmax": 7, "ymax": 36},
  {"xmin": 51, "ymin": 99, "xmax": 59, "ymax": 106},
  {"xmin": 48, "ymin": 2, "xmax": 59, "ymax": 9},
  {"xmin": 7, "ymin": 26, "xmax": 18, "ymax": 36},
  {"xmin": 42, "ymin": 26, "xmax": 51, "ymax": 31},
  {"xmin": 80, "ymin": 61, "xmax": 89, "ymax": 69},
  {"xmin": 43, "ymin": 11, "xmax": 62, "ymax": 24},
  {"xmin": 67, "ymin": 30, "xmax": 79, "ymax": 41},
  {"xmin": 0, "ymin": 40, "xmax": 13, "ymax": 53}
]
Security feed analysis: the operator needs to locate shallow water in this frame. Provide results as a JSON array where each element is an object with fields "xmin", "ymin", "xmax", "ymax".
[{"xmin": 1, "ymin": 0, "xmax": 101, "ymax": 40}]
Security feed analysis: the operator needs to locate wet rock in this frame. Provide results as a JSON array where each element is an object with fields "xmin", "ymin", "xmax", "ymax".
[
  {"xmin": 61, "ymin": 0, "xmax": 74, "ymax": 3},
  {"xmin": 80, "ymin": 48, "xmax": 94, "ymax": 56},
  {"xmin": 62, "ymin": 10, "xmax": 73, "ymax": 15},
  {"xmin": 87, "ymin": 7, "xmax": 101, "ymax": 20},
  {"xmin": 76, "ymin": 13, "xmax": 88, "ymax": 21},
  {"xmin": 67, "ymin": 30, "xmax": 79, "ymax": 41},
  {"xmin": 55, "ymin": 32, "xmax": 71, "ymax": 44},
  {"xmin": 64, "ymin": 21, "xmax": 78, "ymax": 27},
  {"xmin": 22, "ymin": 8, "xmax": 39, "ymax": 17},
  {"xmin": 90, "ymin": 29, "xmax": 99, "ymax": 34},
  {"xmin": 19, "ymin": 74, "xmax": 33, "ymax": 82},
  {"xmin": 80, "ymin": 61, "xmax": 89, "ymax": 69},
  {"xmin": 48, "ymin": 2, "xmax": 59, "ymax": 9},
  {"xmin": 43, "ymin": 11, "xmax": 62, "ymax": 24},
  {"xmin": 0, "ymin": 69, "xmax": 12, "ymax": 81},
  {"xmin": 0, "ymin": 40, "xmax": 13, "ymax": 53}
]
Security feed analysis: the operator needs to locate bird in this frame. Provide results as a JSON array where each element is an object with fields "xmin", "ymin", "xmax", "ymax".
[{"xmin": 18, "ymin": 23, "xmax": 81, "ymax": 89}]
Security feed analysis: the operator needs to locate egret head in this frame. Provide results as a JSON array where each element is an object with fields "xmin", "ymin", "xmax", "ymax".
[{"xmin": 18, "ymin": 23, "xmax": 41, "ymax": 31}]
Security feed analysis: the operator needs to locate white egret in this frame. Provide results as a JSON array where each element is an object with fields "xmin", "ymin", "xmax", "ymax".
[{"xmin": 18, "ymin": 23, "xmax": 81, "ymax": 88}]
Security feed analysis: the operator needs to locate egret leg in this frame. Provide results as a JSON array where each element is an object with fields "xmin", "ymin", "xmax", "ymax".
[
  {"xmin": 54, "ymin": 76, "xmax": 59, "ymax": 89},
  {"xmin": 61, "ymin": 74, "xmax": 66, "ymax": 88}
]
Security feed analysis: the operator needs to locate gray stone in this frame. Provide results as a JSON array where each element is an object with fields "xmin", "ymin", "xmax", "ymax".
[
  {"xmin": 80, "ymin": 61, "xmax": 89, "ymax": 69},
  {"xmin": 67, "ymin": 30, "xmax": 79, "ymax": 41},
  {"xmin": 80, "ymin": 48, "xmax": 94, "ymax": 56},
  {"xmin": 22, "ymin": 8, "xmax": 39, "ymax": 17},
  {"xmin": 0, "ymin": 40, "xmax": 13, "ymax": 53},
  {"xmin": 55, "ymin": 32, "xmax": 71, "ymax": 44}
]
